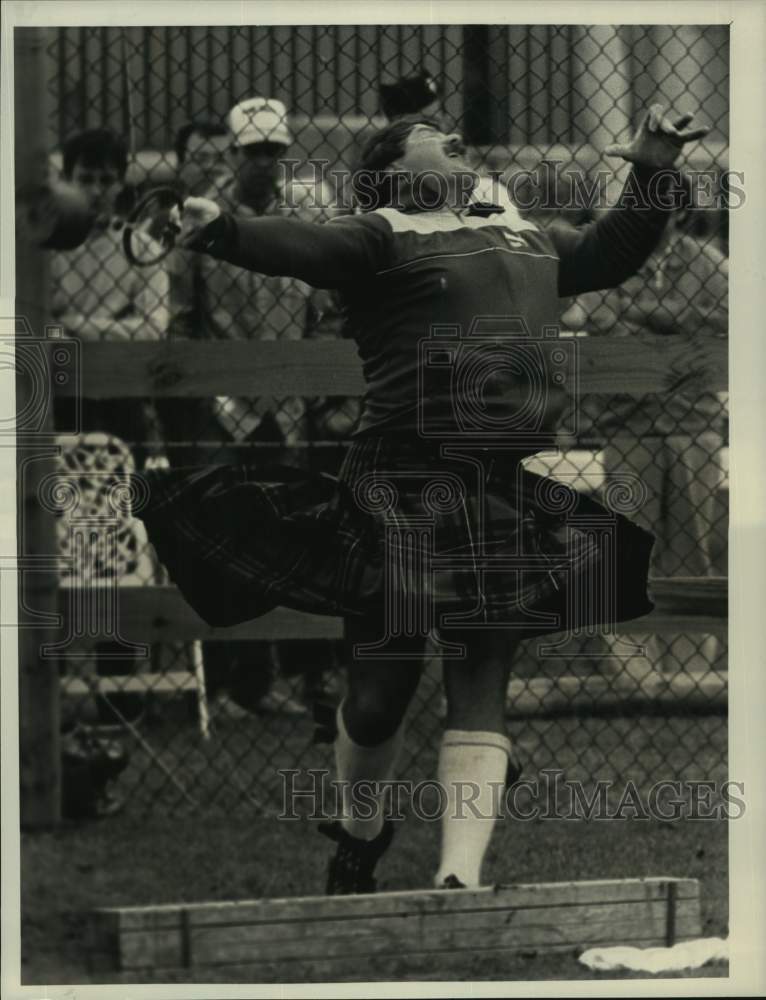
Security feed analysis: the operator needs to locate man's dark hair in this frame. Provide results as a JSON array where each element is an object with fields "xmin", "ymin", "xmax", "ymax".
[
  {"xmin": 61, "ymin": 128, "xmax": 128, "ymax": 179},
  {"xmin": 353, "ymin": 115, "xmax": 442, "ymax": 211},
  {"xmin": 174, "ymin": 120, "xmax": 229, "ymax": 164}
]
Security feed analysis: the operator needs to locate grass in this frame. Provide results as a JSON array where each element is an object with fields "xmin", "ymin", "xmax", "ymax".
[
  {"xmin": 20, "ymin": 809, "xmax": 729, "ymax": 985},
  {"xmin": 18, "ymin": 695, "xmax": 730, "ymax": 986}
]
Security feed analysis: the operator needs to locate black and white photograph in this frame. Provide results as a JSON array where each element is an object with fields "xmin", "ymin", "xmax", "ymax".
[{"xmin": 2, "ymin": 1, "xmax": 764, "ymax": 994}]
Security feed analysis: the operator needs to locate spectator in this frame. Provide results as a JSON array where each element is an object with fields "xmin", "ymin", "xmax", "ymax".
[
  {"xmin": 175, "ymin": 119, "xmax": 232, "ymax": 198},
  {"xmin": 167, "ymin": 119, "xmax": 234, "ymax": 339},
  {"xmin": 562, "ymin": 191, "xmax": 728, "ymax": 676},
  {"xmin": 160, "ymin": 120, "xmax": 234, "ymax": 465},
  {"xmin": 51, "ymin": 126, "xmax": 170, "ymax": 466},
  {"xmin": 51, "ymin": 126, "xmax": 171, "ymax": 723},
  {"xmin": 173, "ymin": 97, "xmax": 342, "ymax": 715}
]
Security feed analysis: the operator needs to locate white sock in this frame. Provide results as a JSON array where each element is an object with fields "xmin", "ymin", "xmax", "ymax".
[
  {"xmin": 434, "ymin": 729, "xmax": 511, "ymax": 889},
  {"xmin": 334, "ymin": 702, "xmax": 405, "ymax": 841}
]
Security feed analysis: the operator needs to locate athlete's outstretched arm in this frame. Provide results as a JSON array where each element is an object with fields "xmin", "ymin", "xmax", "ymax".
[
  {"xmin": 552, "ymin": 166, "xmax": 670, "ymax": 297},
  {"xmin": 176, "ymin": 201, "xmax": 390, "ymax": 289},
  {"xmin": 553, "ymin": 103, "xmax": 710, "ymax": 298}
]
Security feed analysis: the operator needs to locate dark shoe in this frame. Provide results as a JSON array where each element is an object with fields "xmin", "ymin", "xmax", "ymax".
[
  {"xmin": 318, "ymin": 819, "xmax": 395, "ymax": 895},
  {"xmin": 255, "ymin": 689, "xmax": 309, "ymax": 717},
  {"xmin": 437, "ymin": 874, "xmax": 467, "ymax": 890}
]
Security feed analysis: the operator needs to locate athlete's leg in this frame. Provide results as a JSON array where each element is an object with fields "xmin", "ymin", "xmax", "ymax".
[
  {"xmin": 434, "ymin": 628, "xmax": 520, "ymax": 889},
  {"xmin": 321, "ymin": 616, "xmax": 426, "ymax": 894},
  {"xmin": 335, "ymin": 616, "xmax": 425, "ymax": 835}
]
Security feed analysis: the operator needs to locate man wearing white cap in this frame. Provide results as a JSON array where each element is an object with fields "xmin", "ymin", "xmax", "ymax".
[{"xmin": 227, "ymin": 97, "xmax": 293, "ymax": 210}]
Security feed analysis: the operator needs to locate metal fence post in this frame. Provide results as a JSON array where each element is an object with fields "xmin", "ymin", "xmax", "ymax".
[
  {"xmin": 462, "ymin": 26, "xmax": 493, "ymax": 146},
  {"xmin": 15, "ymin": 26, "xmax": 62, "ymax": 828}
]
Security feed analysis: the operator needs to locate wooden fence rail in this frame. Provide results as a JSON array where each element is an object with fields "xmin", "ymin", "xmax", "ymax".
[{"xmin": 54, "ymin": 335, "xmax": 729, "ymax": 399}]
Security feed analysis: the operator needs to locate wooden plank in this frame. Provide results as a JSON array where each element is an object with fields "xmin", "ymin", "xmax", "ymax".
[
  {"xmin": 118, "ymin": 934, "xmax": 707, "ymax": 983},
  {"xmin": 60, "ymin": 666, "xmax": 727, "ymax": 714},
  {"xmin": 98, "ymin": 881, "xmax": 701, "ymax": 970},
  {"xmin": 183, "ymin": 897, "xmax": 699, "ymax": 939},
  {"xmin": 65, "ymin": 340, "xmax": 366, "ymax": 398},
  {"xmin": 58, "ymin": 336, "xmax": 729, "ymax": 399},
  {"xmin": 189, "ymin": 912, "xmax": 703, "ymax": 967},
  {"xmin": 115, "ymin": 912, "xmax": 703, "ymax": 972},
  {"xmin": 120, "ymin": 910, "xmax": 701, "ymax": 970},
  {"xmin": 89, "ymin": 877, "xmax": 700, "ymax": 972},
  {"xmin": 617, "ymin": 613, "xmax": 727, "ymax": 637},
  {"xmin": 650, "ymin": 576, "xmax": 728, "ymax": 616},
  {"xmin": 57, "ymin": 579, "xmax": 725, "ymax": 643},
  {"xmin": 505, "ymin": 670, "xmax": 727, "ymax": 718},
  {"xmin": 61, "ymin": 672, "xmax": 199, "ymax": 696},
  {"xmin": 104, "ymin": 876, "xmax": 700, "ymax": 928}
]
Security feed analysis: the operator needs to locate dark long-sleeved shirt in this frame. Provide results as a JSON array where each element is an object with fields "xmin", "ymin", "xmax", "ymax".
[{"xmin": 192, "ymin": 167, "xmax": 672, "ymax": 445}]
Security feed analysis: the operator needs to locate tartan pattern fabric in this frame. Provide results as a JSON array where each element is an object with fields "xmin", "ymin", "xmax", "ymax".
[{"xmin": 133, "ymin": 436, "xmax": 655, "ymax": 637}]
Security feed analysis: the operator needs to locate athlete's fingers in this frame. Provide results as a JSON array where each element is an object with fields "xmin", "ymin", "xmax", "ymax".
[
  {"xmin": 673, "ymin": 124, "xmax": 711, "ymax": 142},
  {"xmin": 659, "ymin": 120, "xmax": 710, "ymax": 144},
  {"xmin": 658, "ymin": 110, "xmax": 710, "ymax": 144},
  {"xmin": 670, "ymin": 112, "xmax": 695, "ymax": 130},
  {"xmin": 646, "ymin": 103, "xmax": 665, "ymax": 133},
  {"xmin": 604, "ymin": 143, "xmax": 632, "ymax": 159}
]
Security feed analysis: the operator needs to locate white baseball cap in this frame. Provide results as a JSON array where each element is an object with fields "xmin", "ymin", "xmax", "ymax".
[{"xmin": 228, "ymin": 97, "xmax": 292, "ymax": 148}]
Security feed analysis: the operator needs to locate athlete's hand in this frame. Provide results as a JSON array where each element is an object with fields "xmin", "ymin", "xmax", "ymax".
[
  {"xmin": 169, "ymin": 196, "xmax": 221, "ymax": 247},
  {"xmin": 605, "ymin": 104, "xmax": 710, "ymax": 168}
]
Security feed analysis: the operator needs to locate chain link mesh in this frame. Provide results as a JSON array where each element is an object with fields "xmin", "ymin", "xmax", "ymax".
[{"xmin": 46, "ymin": 24, "xmax": 728, "ymax": 816}]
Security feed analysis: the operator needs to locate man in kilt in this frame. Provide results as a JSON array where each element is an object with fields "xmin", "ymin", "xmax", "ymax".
[{"xmin": 135, "ymin": 103, "xmax": 709, "ymax": 893}]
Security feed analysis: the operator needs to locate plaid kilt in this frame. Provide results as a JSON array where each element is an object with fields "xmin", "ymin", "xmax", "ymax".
[{"xmin": 133, "ymin": 436, "xmax": 655, "ymax": 638}]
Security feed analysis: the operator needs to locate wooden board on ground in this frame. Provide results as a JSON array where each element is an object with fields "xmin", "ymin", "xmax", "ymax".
[{"xmin": 88, "ymin": 876, "xmax": 701, "ymax": 974}]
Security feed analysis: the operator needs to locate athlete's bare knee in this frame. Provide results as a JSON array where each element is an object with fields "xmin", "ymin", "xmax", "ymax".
[
  {"xmin": 343, "ymin": 673, "xmax": 417, "ymax": 746},
  {"xmin": 343, "ymin": 688, "xmax": 408, "ymax": 745}
]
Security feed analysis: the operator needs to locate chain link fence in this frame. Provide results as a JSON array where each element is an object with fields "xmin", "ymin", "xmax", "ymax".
[{"xmin": 42, "ymin": 24, "xmax": 729, "ymax": 817}]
